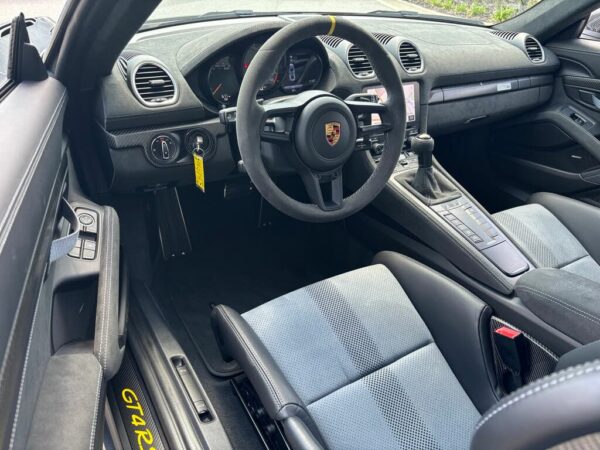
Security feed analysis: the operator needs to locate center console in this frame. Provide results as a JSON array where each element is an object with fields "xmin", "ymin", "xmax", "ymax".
[{"xmin": 349, "ymin": 83, "xmax": 532, "ymax": 295}]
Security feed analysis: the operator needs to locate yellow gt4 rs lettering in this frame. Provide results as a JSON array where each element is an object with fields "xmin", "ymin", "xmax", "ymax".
[{"xmin": 121, "ymin": 387, "xmax": 157, "ymax": 450}]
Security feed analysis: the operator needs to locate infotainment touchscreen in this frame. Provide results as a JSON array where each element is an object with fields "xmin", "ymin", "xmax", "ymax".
[{"xmin": 363, "ymin": 83, "xmax": 417, "ymax": 126}]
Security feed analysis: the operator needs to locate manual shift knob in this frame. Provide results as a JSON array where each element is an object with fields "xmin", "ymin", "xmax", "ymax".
[{"xmin": 410, "ymin": 133, "xmax": 435, "ymax": 168}]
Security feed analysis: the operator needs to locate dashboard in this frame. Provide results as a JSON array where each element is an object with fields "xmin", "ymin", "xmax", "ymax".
[{"xmin": 95, "ymin": 14, "xmax": 560, "ymax": 192}]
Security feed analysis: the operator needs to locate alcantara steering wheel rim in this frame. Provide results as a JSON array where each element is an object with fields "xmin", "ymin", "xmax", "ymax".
[{"xmin": 236, "ymin": 15, "xmax": 407, "ymax": 223}]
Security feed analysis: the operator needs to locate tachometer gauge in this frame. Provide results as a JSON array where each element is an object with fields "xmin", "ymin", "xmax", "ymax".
[
  {"xmin": 242, "ymin": 42, "xmax": 284, "ymax": 93},
  {"xmin": 207, "ymin": 56, "xmax": 239, "ymax": 106}
]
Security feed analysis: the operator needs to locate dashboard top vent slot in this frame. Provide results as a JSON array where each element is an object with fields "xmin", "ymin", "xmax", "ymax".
[
  {"xmin": 398, "ymin": 41, "xmax": 423, "ymax": 73},
  {"xmin": 117, "ymin": 50, "xmax": 141, "ymax": 80},
  {"xmin": 132, "ymin": 62, "xmax": 178, "ymax": 107},
  {"xmin": 347, "ymin": 45, "xmax": 373, "ymax": 78},
  {"xmin": 319, "ymin": 35, "xmax": 344, "ymax": 48},
  {"xmin": 373, "ymin": 33, "xmax": 395, "ymax": 45},
  {"xmin": 490, "ymin": 30, "xmax": 519, "ymax": 40},
  {"xmin": 524, "ymin": 36, "xmax": 544, "ymax": 63}
]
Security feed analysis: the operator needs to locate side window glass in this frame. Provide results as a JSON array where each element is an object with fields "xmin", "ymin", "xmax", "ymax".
[{"xmin": 0, "ymin": 15, "xmax": 53, "ymax": 92}]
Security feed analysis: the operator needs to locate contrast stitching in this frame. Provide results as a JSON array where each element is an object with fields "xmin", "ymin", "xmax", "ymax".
[
  {"xmin": 218, "ymin": 306, "xmax": 284, "ymax": 409},
  {"xmin": 476, "ymin": 363, "xmax": 600, "ymax": 430},
  {"xmin": 97, "ymin": 208, "xmax": 113, "ymax": 372},
  {"xmin": 89, "ymin": 367, "xmax": 104, "ymax": 450},
  {"xmin": 102, "ymin": 209, "xmax": 115, "ymax": 371},
  {"xmin": 8, "ymin": 282, "xmax": 44, "ymax": 449},
  {"xmin": 519, "ymin": 286, "xmax": 600, "ymax": 326}
]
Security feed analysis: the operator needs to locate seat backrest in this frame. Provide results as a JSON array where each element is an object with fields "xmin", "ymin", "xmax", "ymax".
[{"xmin": 471, "ymin": 360, "xmax": 600, "ymax": 450}]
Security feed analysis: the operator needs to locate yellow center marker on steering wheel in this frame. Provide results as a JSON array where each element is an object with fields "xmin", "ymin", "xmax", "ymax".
[{"xmin": 327, "ymin": 15, "xmax": 336, "ymax": 35}]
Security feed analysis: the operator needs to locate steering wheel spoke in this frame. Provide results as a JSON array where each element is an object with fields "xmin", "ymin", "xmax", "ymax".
[
  {"xmin": 258, "ymin": 96, "xmax": 308, "ymax": 143},
  {"xmin": 345, "ymin": 96, "xmax": 392, "ymax": 136},
  {"xmin": 300, "ymin": 168, "xmax": 344, "ymax": 211}
]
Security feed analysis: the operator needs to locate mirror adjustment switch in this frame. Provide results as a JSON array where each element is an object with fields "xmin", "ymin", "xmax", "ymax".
[{"xmin": 75, "ymin": 208, "xmax": 99, "ymax": 234}]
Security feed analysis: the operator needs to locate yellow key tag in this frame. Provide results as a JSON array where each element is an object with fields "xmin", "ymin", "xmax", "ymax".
[{"xmin": 193, "ymin": 152, "xmax": 205, "ymax": 192}]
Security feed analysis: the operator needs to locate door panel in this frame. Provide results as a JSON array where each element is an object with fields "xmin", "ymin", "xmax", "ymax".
[
  {"xmin": 0, "ymin": 32, "xmax": 126, "ymax": 450},
  {"xmin": 0, "ymin": 77, "xmax": 69, "ymax": 449},
  {"xmin": 490, "ymin": 37, "xmax": 600, "ymax": 202}
]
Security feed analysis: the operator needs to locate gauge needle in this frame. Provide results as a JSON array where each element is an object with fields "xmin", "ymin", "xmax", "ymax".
[{"xmin": 212, "ymin": 84, "xmax": 223, "ymax": 95}]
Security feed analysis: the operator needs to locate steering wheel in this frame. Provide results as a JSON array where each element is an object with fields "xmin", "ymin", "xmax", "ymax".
[{"xmin": 236, "ymin": 16, "xmax": 407, "ymax": 223}]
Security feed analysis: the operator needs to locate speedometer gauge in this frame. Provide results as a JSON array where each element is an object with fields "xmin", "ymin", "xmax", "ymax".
[
  {"xmin": 207, "ymin": 56, "xmax": 239, "ymax": 106},
  {"xmin": 242, "ymin": 42, "xmax": 284, "ymax": 93}
]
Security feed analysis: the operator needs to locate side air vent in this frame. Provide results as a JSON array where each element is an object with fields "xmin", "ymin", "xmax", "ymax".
[
  {"xmin": 319, "ymin": 35, "xmax": 344, "ymax": 48},
  {"xmin": 524, "ymin": 36, "xmax": 544, "ymax": 63},
  {"xmin": 398, "ymin": 41, "xmax": 423, "ymax": 73},
  {"xmin": 490, "ymin": 30, "xmax": 519, "ymax": 40},
  {"xmin": 373, "ymin": 33, "xmax": 395, "ymax": 45},
  {"xmin": 347, "ymin": 45, "xmax": 373, "ymax": 78},
  {"xmin": 131, "ymin": 61, "xmax": 178, "ymax": 107}
]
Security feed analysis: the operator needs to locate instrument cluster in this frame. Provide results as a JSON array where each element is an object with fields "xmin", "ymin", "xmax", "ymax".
[{"xmin": 201, "ymin": 37, "xmax": 326, "ymax": 107}]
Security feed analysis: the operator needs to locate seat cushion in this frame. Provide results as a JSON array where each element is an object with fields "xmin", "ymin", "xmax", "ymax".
[
  {"xmin": 493, "ymin": 204, "xmax": 600, "ymax": 283},
  {"xmin": 242, "ymin": 264, "xmax": 480, "ymax": 450}
]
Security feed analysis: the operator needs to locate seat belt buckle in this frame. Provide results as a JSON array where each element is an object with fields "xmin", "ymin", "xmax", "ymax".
[{"xmin": 494, "ymin": 326, "xmax": 529, "ymax": 391}]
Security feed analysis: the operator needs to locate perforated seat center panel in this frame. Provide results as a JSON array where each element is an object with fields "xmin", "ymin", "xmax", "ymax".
[{"xmin": 242, "ymin": 265, "xmax": 480, "ymax": 450}]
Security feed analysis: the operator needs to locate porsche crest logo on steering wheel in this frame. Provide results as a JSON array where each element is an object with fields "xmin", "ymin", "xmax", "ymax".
[{"xmin": 325, "ymin": 122, "xmax": 341, "ymax": 146}]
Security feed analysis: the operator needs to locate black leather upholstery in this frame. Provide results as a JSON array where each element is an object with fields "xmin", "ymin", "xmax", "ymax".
[
  {"xmin": 556, "ymin": 340, "xmax": 600, "ymax": 372},
  {"xmin": 211, "ymin": 304, "xmax": 325, "ymax": 445},
  {"xmin": 472, "ymin": 360, "xmax": 600, "ymax": 450}
]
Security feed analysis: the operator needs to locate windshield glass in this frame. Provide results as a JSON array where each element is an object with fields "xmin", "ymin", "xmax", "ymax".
[{"xmin": 147, "ymin": 0, "xmax": 543, "ymax": 26}]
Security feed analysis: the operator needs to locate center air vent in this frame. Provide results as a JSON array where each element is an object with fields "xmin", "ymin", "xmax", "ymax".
[
  {"xmin": 398, "ymin": 42, "xmax": 423, "ymax": 73},
  {"xmin": 347, "ymin": 45, "xmax": 373, "ymax": 78},
  {"xmin": 524, "ymin": 36, "xmax": 544, "ymax": 63},
  {"xmin": 131, "ymin": 62, "xmax": 178, "ymax": 107}
]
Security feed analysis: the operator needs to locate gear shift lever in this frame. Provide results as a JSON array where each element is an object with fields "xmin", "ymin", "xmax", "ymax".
[
  {"xmin": 412, "ymin": 133, "xmax": 435, "ymax": 169},
  {"xmin": 401, "ymin": 133, "xmax": 459, "ymax": 203},
  {"xmin": 409, "ymin": 133, "xmax": 440, "ymax": 195}
]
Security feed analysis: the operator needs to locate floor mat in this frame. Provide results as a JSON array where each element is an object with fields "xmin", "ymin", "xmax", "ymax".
[{"xmin": 160, "ymin": 192, "xmax": 371, "ymax": 376}]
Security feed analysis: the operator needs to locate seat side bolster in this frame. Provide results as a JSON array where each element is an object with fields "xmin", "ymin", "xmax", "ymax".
[
  {"xmin": 515, "ymin": 268, "xmax": 600, "ymax": 345},
  {"xmin": 282, "ymin": 416, "xmax": 324, "ymax": 450},
  {"xmin": 373, "ymin": 251, "xmax": 500, "ymax": 413},
  {"xmin": 471, "ymin": 360, "xmax": 600, "ymax": 450},
  {"xmin": 211, "ymin": 305, "xmax": 304, "ymax": 418},
  {"xmin": 529, "ymin": 192, "xmax": 600, "ymax": 264},
  {"xmin": 211, "ymin": 305, "xmax": 325, "ymax": 449}
]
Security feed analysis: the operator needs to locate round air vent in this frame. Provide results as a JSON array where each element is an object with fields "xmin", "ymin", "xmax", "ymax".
[
  {"xmin": 398, "ymin": 41, "xmax": 423, "ymax": 73},
  {"xmin": 524, "ymin": 36, "xmax": 544, "ymax": 63},
  {"xmin": 347, "ymin": 45, "xmax": 373, "ymax": 78},
  {"xmin": 130, "ymin": 59, "xmax": 178, "ymax": 107}
]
